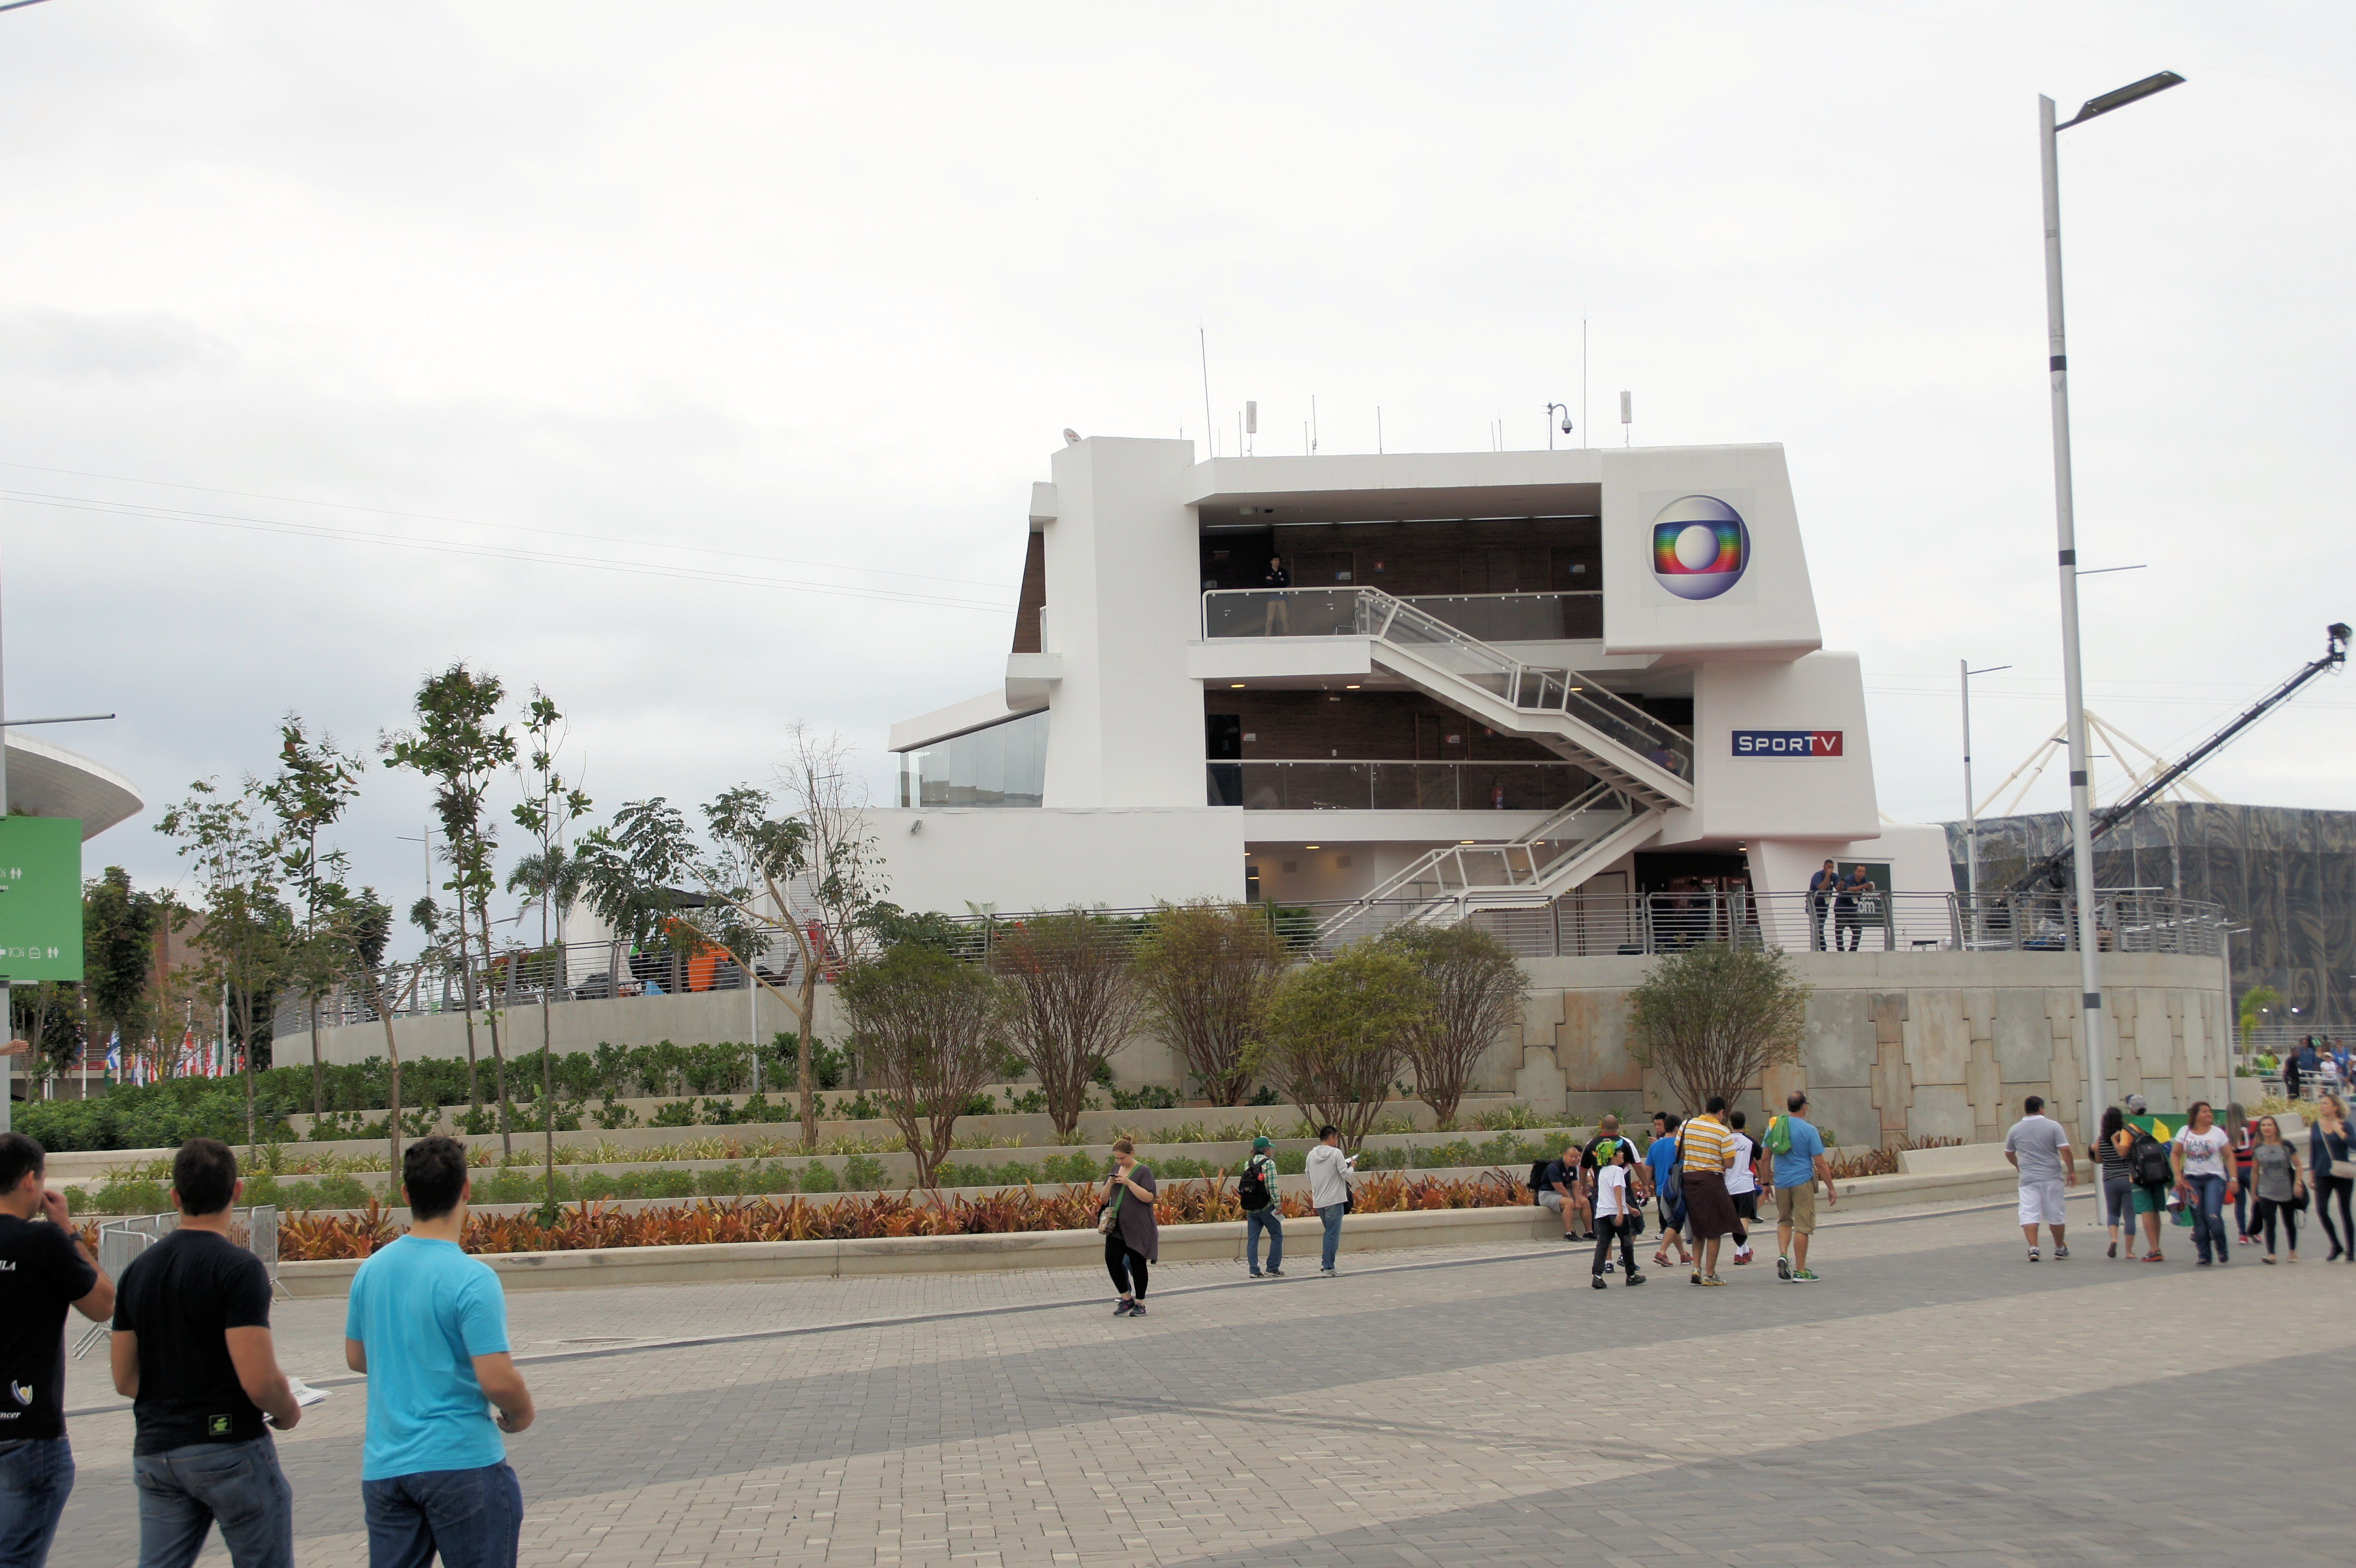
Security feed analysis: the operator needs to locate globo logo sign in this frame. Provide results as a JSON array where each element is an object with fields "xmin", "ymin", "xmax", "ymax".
[{"xmin": 1649, "ymin": 494, "xmax": 1750, "ymax": 601}]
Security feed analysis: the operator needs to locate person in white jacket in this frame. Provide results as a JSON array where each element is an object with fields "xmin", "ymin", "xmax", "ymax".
[{"xmin": 1305, "ymin": 1126, "xmax": 1357, "ymax": 1276}]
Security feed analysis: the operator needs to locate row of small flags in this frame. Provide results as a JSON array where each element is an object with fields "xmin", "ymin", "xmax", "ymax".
[{"xmin": 81, "ymin": 1028, "xmax": 242, "ymax": 1084}]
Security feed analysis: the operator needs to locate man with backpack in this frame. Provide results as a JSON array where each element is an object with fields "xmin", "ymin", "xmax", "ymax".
[
  {"xmin": 1764, "ymin": 1092, "xmax": 1836, "ymax": 1281},
  {"xmin": 2124, "ymin": 1099, "xmax": 2174, "ymax": 1262},
  {"xmin": 1645, "ymin": 1112, "xmax": 1692, "ymax": 1271},
  {"xmin": 1239, "ymin": 1136, "xmax": 1285, "ymax": 1278}
]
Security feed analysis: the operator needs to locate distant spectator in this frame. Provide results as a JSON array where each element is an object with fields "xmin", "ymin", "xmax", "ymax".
[
  {"xmin": 1306, "ymin": 1126, "xmax": 1356, "ymax": 1276},
  {"xmin": 1806, "ymin": 860, "xmax": 1838, "ymax": 951},
  {"xmin": 1098, "ymin": 1138, "xmax": 1160, "ymax": 1315},
  {"xmin": 1240, "ymin": 1135, "xmax": 1284, "ymax": 1279},
  {"xmin": 110, "ymin": 1139, "xmax": 302, "ymax": 1568},
  {"xmin": 346, "ymin": 1134, "xmax": 535, "ymax": 1567},
  {"xmin": 2004, "ymin": 1094, "xmax": 2076, "ymax": 1262},
  {"xmin": 2172, "ymin": 1101, "xmax": 2233, "ymax": 1268},
  {"xmin": 2249, "ymin": 1115, "xmax": 2307, "ymax": 1264},
  {"xmin": 1769, "ymin": 1093, "xmax": 1837, "ymax": 1282},
  {"xmin": 1645, "ymin": 1112, "xmax": 1691, "ymax": 1271},
  {"xmin": 2310, "ymin": 1094, "xmax": 2354, "ymax": 1263},
  {"xmin": 0, "ymin": 1132, "xmax": 116, "ymax": 1568},
  {"xmin": 1834, "ymin": 866, "xmax": 1873, "ymax": 951}
]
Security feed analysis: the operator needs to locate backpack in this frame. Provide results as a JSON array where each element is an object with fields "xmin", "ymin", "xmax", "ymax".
[
  {"xmin": 2129, "ymin": 1127, "xmax": 2173, "ymax": 1186},
  {"xmin": 1763, "ymin": 1115, "xmax": 1794, "ymax": 1156},
  {"xmin": 1237, "ymin": 1158, "xmax": 1272, "ymax": 1212},
  {"xmin": 1528, "ymin": 1159, "xmax": 1555, "ymax": 1203}
]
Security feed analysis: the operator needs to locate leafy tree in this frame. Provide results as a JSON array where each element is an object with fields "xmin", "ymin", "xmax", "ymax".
[
  {"xmin": 508, "ymin": 689, "xmax": 591, "ymax": 1217},
  {"xmin": 2237, "ymin": 984, "xmax": 2285, "ymax": 1048},
  {"xmin": 992, "ymin": 911, "xmax": 1143, "ymax": 1136},
  {"xmin": 82, "ymin": 866, "xmax": 162, "ymax": 1081},
  {"xmin": 834, "ymin": 942, "xmax": 1005, "ymax": 1187},
  {"xmin": 1132, "ymin": 900, "xmax": 1286, "ymax": 1104},
  {"xmin": 1625, "ymin": 943, "xmax": 1812, "ymax": 1113},
  {"xmin": 1383, "ymin": 923, "xmax": 1530, "ymax": 1129},
  {"xmin": 8, "ymin": 980, "xmax": 84, "ymax": 1082},
  {"xmin": 384, "ymin": 662, "xmax": 517, "ymax": 1153},
  {"xmin": 1253, "ymin": 940, "xmax": 1430, "ymax": 1146},
  {"xmin": 317, "ymin": 885, "xmax": 402, "ymax": 1171},
  {"xmin": 257, "ymin": 716, "xmax": 366, "ymax": 1115},
  {"xmin": 159, "ymin": 778, "xmax": 292, "ymax": 1143}
]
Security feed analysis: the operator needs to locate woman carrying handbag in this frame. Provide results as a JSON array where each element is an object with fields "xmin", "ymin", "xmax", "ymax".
[
  {"xmin": 2310, "ymin": 1094, "xmax": 2356, "ymax": 1262},
  {"xmin": 1099, "ymin": 1138, "xmax": 1160, "ymax": 1316},
  {"xmin": 2250, "ymin": 1115, "xmax": 2308, "ymax": 1263}
]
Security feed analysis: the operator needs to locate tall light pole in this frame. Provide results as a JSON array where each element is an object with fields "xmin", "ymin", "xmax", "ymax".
[
  {"xmin": 1959, "ymin": 660, "xmax": 2011, "ymax": 927},
  {"xmin": 2040, "ymin": 70, "xmax": 2184, "ymax": 1135}
]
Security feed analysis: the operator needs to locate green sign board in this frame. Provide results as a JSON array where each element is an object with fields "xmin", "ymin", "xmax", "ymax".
[{"xmin": 0, "ymin": 817, "xmax": 84, "ymax": 983}]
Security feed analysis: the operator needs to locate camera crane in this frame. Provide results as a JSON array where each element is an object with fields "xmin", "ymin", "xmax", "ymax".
[{"xmin": 2013, "ymin": 621, "xmax": 2349, "ymax": 894}]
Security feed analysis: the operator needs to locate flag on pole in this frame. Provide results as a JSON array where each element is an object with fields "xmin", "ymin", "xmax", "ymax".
[{"xmin": 105, "ymin": 1031, "xmax": 120, "ymax": 1078}]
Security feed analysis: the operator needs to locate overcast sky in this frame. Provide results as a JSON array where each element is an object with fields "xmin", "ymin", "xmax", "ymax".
[{"xmin": 4, "ymin": 1, "xmax": 2350, "ymax": 925}]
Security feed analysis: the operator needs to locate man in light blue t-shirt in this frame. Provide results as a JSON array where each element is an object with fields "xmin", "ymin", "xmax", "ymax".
[
  {"xmin": 345, "ymin": 1136, "xmax": 536, "ymax": 1568},
  {"xmin": 1768, "ymin": 1092, "xmax": 1838, "ymax": 1282}
]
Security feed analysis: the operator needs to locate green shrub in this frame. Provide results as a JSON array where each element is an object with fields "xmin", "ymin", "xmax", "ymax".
[
  {"xmin": 650, "ymin": 1101, "xmax": 698, "ymax": 1128},
  {"xmin": 841, "ymin": 1154, "xmax": 886, "ymax": 1190},
  {"xmin": 1110, "ymin": 1084, "xmax": 1180, "ymax": 1111},
  {"xmin": 798, "ymin": 1163, "xmax": 838, "ymax": 1193}
]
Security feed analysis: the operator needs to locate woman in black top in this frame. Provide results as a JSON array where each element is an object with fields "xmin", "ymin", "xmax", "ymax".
[{"xmin": 2310, "ymin": 1093, "xmax": 2355, "ymax": 1262}]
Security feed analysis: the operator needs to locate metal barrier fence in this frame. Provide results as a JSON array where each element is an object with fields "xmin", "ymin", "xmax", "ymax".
[
  {"xmin": 279, "ymin": 891, "xmax": 2226, "ymax": 1036},
  {"xmin": 74, "ymin": 1205, "xmax": 282, "ymax": 1357},
  {"xmin": 1207, "ymin": 759, "xmax": 1597, "ymax": 811}
]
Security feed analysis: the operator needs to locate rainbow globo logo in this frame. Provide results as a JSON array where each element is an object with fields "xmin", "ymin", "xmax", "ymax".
[{"xmin": 1648, "ymin": 495, "xmax": 1750, "ymax": 601}]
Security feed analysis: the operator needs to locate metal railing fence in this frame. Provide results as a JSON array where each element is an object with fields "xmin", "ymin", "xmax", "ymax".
[
  {"xmin": 1208, "ymin": 758, "xmax": 1599, "ymax": 811},
  {"xmin": 74, "ymin": 1205, "xmax": 283, "ymax": 1357}
]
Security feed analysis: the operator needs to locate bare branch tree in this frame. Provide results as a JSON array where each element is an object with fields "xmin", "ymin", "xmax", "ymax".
[
  {"xmin": 835, "ymin": 943, "xmax": 1004, "ymax": 1187},
  {"xmin": 1383, "ymin": 923, "xmax": 1530, "ymax": 1129},
  {"xmin": 1132, "ymin": 900, "xmax": 1285, "ymax": 1104},
  {"xmin": 993, "ymin": 911, "xmax": 1143, "ymax": 1136},
  {"xmin": 1625, "ymin": 943, "xmax": 1811, "ymax": 1114}
]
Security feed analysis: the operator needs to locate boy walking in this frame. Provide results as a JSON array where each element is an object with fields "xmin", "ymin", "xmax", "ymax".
[
  {"xmin": 0, "ymin": 1132, "xmax": 116, "ymax": 1568},
  {"xmin": 346, "ymin": 1136, "xmax": 536, "ymax": 1568},
  {"xmin": 109, "ymin": 1139, "xmax": 302, "ymax": 1568}
]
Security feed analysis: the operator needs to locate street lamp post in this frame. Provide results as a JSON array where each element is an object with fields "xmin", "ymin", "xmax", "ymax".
[
  {"xmin": 2038, "ymin": 70, "xmax": 2184, "ymax": 1137},
  {"xmin": 1959, "ymin": 660, "xmax": 2012, "ymax": 935}
]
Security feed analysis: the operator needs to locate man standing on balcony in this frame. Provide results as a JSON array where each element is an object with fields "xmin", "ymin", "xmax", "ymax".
[
  {"xmin": 1261, "ymin": 555, "xmax": 1291, "ymax": 635},
  {"xmin": 1807, "ymin": 860, "xmax": 1838, "ymax": 951}
]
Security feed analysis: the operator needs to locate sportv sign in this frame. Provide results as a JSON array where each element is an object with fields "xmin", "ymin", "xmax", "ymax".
[{"xmin": 1732, "ymin": 730, "xmax": 1843, "ymax": 757}]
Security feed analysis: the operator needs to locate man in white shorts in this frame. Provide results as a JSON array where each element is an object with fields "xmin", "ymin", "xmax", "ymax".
[{"xmin": 2003, "ymin": 1094, "xmax": 2077, "ymax": 1262}]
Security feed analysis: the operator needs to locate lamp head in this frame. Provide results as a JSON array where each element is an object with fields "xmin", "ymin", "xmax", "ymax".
[{"xmin": 2059, "ymin": 71, "xmax": 2185, "ymax": 130}]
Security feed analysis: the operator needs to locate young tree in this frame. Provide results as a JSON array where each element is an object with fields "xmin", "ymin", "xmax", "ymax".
[
  {"xmin": 159, "ymin": 778, "xmax": 291, "ymax": 1143},
  {"xmin": 1625, "ymin": 943, "xmax": 1812, "ymax": 1113},
  {"xmin": 1383, "ymin": 923, "xmax": 1530, "ymax": 1129},
  {"xmin": 834, "ymin": 943, "xmax": 1005, "ymax": 1187},
  {"xmin": 1132, "ymin": 900, "xmax": 1287, "ymax": 1104},
  {"xmin": 82, "ymin": 866, "xmax": 162, "ymax": 1085},
  {"xmin": 257, "ymin": 716, "xmax": 366, "ymax": 1115},
  {"xmin": 384, "ymin": 663, "xmax": 517, "ymax": 1154},
  {"xmin": 1253, "ymin": 940, "xmax": 1430, "ymax": 1147},
  {"xmin": 993, "ymin": 911, "xmax": 1143, "ymax": 1136},
  {"xmin": 319, "ymin": 886, "xmax": 403, "ymax": 1172},
  {"xmin": 508, "ymin": 690, "xmax": 592, "ymax": 1215}
]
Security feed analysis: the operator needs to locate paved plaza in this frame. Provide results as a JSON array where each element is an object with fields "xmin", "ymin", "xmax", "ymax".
[{"xmin": 44, "ymin": 1193, "xmax": 2354, "ymax": 1567}]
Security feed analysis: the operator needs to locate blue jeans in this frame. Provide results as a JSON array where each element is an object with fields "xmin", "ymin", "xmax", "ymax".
[
  {"xmin": 133, "ymin": 1434, "xmax": 293, "ymax": 1568},
  {"xmin": 1246, "ymin": 1207, "xmax": 1284, "ymax": 1274},
  {"xmin": 2186, "ymin": 1172, "xmax": 2230, "ymax": 1265},
  {"xmin": 1318, "ymin": 1203, "xmax": 1344, "ymax": 1270},
  {"xmin": 363, "ymin": 1462, "xmax": 524, "ymax": 1568},
  {"xmin": 0, "ymin": 1437, "xmax": 74, "ymax": 1568}
]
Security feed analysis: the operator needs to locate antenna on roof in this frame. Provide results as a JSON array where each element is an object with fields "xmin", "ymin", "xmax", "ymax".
[
  {"xmin": 1620, "ymin": 389, "xmax": 1633, "ymax": 447},
  {"xmin": 1199, "ymin": 327, "xmax": 1214, "ymax": 459},
  {"xmin": 1245, "ymin": 400, "xmax": 1257, "ymax": 457}
]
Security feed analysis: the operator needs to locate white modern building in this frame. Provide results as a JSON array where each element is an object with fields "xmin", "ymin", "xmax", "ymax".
[{"xmin": 878, "ymin": 437, "xmax": 1949, "ymax": 937}]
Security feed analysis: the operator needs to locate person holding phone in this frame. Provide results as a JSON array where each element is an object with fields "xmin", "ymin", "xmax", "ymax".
[
  {"xmin": 1305, "ymin": 1126, "xmax": 1356, "ymax": 1276},
  {"xmin": 1100, "ymin": 1138, "xmax": 1159, "ymax": 1316}
]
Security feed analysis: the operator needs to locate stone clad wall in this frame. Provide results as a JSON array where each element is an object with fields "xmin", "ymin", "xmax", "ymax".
[{"xmin": 1494, "ymin": 951, "xmax": 2226, "ymax": 1146}]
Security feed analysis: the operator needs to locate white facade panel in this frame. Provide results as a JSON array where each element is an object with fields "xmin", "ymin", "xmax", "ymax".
[
  {"xmin": 1682, "ymin": 652, "xmax": 1880, "ymax": 843},
  {"xmin": 1600, "ymin": 444, "xmax": 1822, "ymax": 657},
  {"xmin": 869, "ymin": 807, "xmax": 1244, "ymax": 913}
]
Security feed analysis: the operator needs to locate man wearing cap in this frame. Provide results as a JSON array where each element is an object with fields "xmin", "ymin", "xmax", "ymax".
[{"xmin": 1241, "ymin": 1136, "xmax": 1285, "ymax": 1278}]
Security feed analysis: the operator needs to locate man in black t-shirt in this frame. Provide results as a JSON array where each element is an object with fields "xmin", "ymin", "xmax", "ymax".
[
  {"xmin": 0, "ymin": 1131, "xmax": 115, "ymax": 1568},
  {"xmin": 111, "ymin": 1139, "xmax": 301, "ymax": 1568}
]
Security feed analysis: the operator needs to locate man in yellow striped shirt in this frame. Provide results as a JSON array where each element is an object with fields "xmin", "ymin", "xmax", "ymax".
[{"xmin": 1676, "ymin": 1097, "xmax": 1743, "ymax": 1284}]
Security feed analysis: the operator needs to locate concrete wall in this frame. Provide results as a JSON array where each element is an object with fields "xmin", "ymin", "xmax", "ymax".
[{"xmin": 1495, "ymin": 949, "xmax": 2227, "ymax": 1144}]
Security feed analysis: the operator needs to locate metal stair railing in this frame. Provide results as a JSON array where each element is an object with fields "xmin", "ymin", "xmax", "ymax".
[{"xmin": 1346, "ymin": 589, "xmax": 1696, "ymax": 790}]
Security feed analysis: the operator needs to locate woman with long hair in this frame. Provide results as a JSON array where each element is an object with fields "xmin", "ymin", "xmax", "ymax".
[
  {"xmin": 2250, "ymin": 1114, "xmax": 2308, "ymax": 1263},
  {"xmin": 2173, "ymin": 1101, "xmax": 2233, "ymax": 1267},
  {"xmin": 2309, "ymin": 1093, "xmax": 2355, "ymax": 1263},
  {"xmin": 2227, "ymin": 1102, "xmax": 2255, "ymax": 1246},
  {"xmin": 2096, "ymin": 1105, "xmax": 2136, "ymax": 1260},
  {"xmin": 1098, "ymin": 1136, "xmax": 1160, "ymax": 1316}
]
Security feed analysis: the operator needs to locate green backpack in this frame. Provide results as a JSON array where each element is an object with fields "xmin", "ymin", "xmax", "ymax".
[{"xmin": 1762, "ymin": 1115, "xmax": 1794, "ymax": 1156}]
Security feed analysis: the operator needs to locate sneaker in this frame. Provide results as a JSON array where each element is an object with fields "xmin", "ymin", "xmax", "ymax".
[
  {"xmin": 1249, "ymin": 1271, "xmax": 1264, "ymax": 1279},
  {"xmin": 1266, "ymin": 1268, "xmax": 1285, "ymax": 1277},
  {"xmin": 1700, "ymin": 1275, "xmax": 1727, "ymax": 1286},
  {"xmin": 2194, "ymin": 1259, "xmax": 2212, "ymax": 1267},
  {"xmin": 2142, "ymin": 1251, "xmax": 2164, "ymax": 1263},
  {"xmin": 2054, "ymin": 1244, "xmax": 2070, "ymax": 1260},
  {"xmin": 1591, "ymin": 1273, "xmax": 1608, "ymax": 1291},
  {"xmin": 2027, "ymin": 1248, "xmax": 2040, "ymax": 1263},
  {"xmin": 1776, "ymin": 1255, "xmax": 1792, "ymax": 1281},
  {"xmin": 1789, "ymin": 1268, "xmax": 1819, "ymax": 1282},
  {"xmin": 1129, "ymin": 1302, "xmax": 1147, "ymax": 1316},
  {"xmin": 1562, "ymin": 1232, "xmax": 1579, "ymax": 1243},
  {"xmin": 1602, "ymin": 1259, "xmax": 1616, "ymax": 1273},
  {"xmin": 1624, "ymin": 1269, "xmax": 1647, "ymax": 1286},
  {"xmin": 1732, "ymin": 1246, "xmax": 1753, "ymax": 1265},
  {"xmin": 1114, "ymin": 1299, "xmax": 1136, "ymax": 1315},
  {"xmin": 1318, "ymin": 1267, "xmax": 1336, "ymax": 1277},
  {"xmin": 1690, "ymin": 1271, "xmax": 1704, "ymax": 1285}
]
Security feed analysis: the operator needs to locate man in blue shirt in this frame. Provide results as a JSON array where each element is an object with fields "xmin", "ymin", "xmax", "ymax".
[
  {"xmin": 346, "ymin": 1136, "xmax": 536, "ymax": 1568},
  {"xmin": 1643, "ymin": 1113, "xmax": 1691, "ymax": 1269},
  {"xmin": 1805, "ymin": 860, "xmax": 1838, "ymax": 950},
  {"xmin": 1769, "ymin": 1092, "xmax": 1839, "ymax": 1281}
]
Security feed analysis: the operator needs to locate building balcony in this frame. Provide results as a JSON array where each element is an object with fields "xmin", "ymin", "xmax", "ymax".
[
  {"xmin": 1203, "ymin": 587, "xmax": 1600, "ymax": 642},
  {"xmin": 1206, "ymin": 758, "xmax": 1593, "ymax": 811}
]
